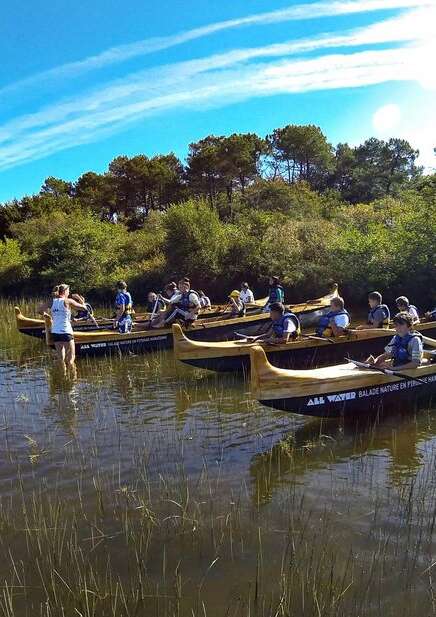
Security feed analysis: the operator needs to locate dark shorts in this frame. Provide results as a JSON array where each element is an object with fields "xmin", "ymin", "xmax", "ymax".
[{"xmin": 52, "ymin": 333, "xmax": 74, "ymax": 343}]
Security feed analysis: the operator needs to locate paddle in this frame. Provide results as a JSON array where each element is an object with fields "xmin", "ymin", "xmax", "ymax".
[
  {"xmin": 301, "ymin": 333, "xmax": 336, "ymax": 344},
  {"xmin": 346, "ymin": 357, "xmax": 427, "ymax": 385},
  {"xmin": 147, "ymin": 296, "xmax": 161, "ymax": 329},
  {"xmin": 234, "ymin": 332, "xmax": 265, "ymax": 343}
]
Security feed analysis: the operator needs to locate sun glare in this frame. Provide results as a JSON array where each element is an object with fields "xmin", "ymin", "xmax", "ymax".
[{"xmin": 372, "ymin": 103, "xmax": 401, "ymax": 134}]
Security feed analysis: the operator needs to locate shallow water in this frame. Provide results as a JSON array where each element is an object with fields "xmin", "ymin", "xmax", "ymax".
[{"xmin": 1, "ymin": 301, "xmax": 436, "ymax": 616}]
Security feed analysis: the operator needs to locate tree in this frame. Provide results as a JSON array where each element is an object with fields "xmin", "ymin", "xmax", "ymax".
[
  {"xmin": 40, "ymin": 176, "xmax": 74, "ymax": 197},
  {"xmin": 217, "ymin": 133, "xmax": 265, "ymax": 201},
  {"xmin": 186, "ymin": 136, "xmax": 225, "ymax": 205},
  {"xmin": 330, "ymin": 143, "xmax": 357, "ymax": 197},
  {"xmin": 350, "ymin": 138, "xmax": 421, "ymax": 202},
  {"xmin": 267, "ymin": 125, "xmax": 333, "ymax": 186},
  {"xmin": 107, "ymin": 153, "xmax": 185, "ymax": 226},
  {"xmin": 75, "ymin": 172, "xmax": 117, "ymax": 220}
]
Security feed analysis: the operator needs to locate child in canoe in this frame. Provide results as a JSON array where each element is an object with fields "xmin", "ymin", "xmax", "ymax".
[{"xmin": 368, "ymin": 312, "xmax": 423, "ymax": 370}]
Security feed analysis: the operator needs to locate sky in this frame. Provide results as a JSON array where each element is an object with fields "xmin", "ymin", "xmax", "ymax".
[{"xmin": 0, "ymin": 0, "xmax": 435, "ymax": 202}]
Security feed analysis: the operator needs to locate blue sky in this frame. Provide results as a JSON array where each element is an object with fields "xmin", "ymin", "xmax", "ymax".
[{"xmin": 0, "ymin": 0, "xmax": 435, "ymax": 202}]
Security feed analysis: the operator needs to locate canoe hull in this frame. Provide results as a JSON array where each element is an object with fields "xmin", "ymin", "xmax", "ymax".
[
  {"xmin": 15, "ymin": 304, "xmax": 262, "ymax": 339},
  {"xmin": 177, "ymin": 323, "xmax": 436, "ymax": 372},
  {"xmin": 249, "ymin": 344, "xmax": 436, "ymax": 418},
  {"xmin": 72, "ymin": 315, "xmax": 277, "ymax": 356},
  {"xmin": 259, "ymin": 375, "xmax": 436, "ymax": 417}
]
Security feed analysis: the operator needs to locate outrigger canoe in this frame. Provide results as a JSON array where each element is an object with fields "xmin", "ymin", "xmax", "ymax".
[
  {"xmin": 172, "ymin": 321, "xmax": 436, "ymax": 372},
  {"xmin": 14, "ymin": 298, "xmax": 268, "ymax": 339},
  {"xmin": 249, "ymin": 345, "xmax": 436, "ymax": 417},
  {"xmin": 41, "ymin": 285, "xmax": 338, "ymax": 357}
]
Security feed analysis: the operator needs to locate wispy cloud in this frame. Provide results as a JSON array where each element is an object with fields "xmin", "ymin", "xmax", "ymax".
[
  {"xmin": 0, "ymin": 46, "xmax": 424, "ymax": 171},
  {"xmin": 0, "ymin": 0, "xmax": 432, "ymax": 99},
  {"xmin": 0, "ymin": 2, "xmax": 434, "ymax": 172}
]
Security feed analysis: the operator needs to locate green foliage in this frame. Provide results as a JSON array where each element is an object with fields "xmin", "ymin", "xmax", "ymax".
[
  {"xmin": 12, "ymin": 212, "xmax": 124, "ymax": 292},
  {"xmin": 267, "ymin": 124, "xmax": 334, "ymax": 186},
  {"xmin": 0, "ymin": 239, "xmax": 29, "ymax": 288},
  {"xmin": 0, "ymin": 125, "xmax": 433, "ymax": 304},
  {"xmin": 164, "ymin": 200, "xmax": 226, "ymax": 280}
]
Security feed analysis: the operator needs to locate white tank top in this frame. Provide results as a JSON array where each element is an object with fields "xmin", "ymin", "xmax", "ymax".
[{"xmin": 51, "ymin": 297, "xmax": 73, "ymax": 334}]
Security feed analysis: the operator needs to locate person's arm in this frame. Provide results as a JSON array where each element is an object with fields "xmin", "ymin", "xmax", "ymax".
[
  {"xmin": 189, "ymin": 294, "xmax": 201, "ymax": 314},
  {"xmin": 372, "ymin": 352, "xmax": 391, "ymax": 367},
  {"xmin": 229, "ymin": 298, "xmax": 238, "ymax": 312},
  {"xmin": 410, "ymin": 308, "xmax": 420, "ymax": 324},
  {"xmin": 372, "ymin": 336, "xmax": 395, "ymax": 366},
  {"xmin": 67, "ymin": 298, "xmax": 87, "ymax": 311},
  {"xmin": 329, "ymin": 316, "xmax": 347, "ymax": 337}
]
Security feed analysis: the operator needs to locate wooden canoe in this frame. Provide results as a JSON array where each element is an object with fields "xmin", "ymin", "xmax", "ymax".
[
  {"xmin": 14, "ymin": 300, "xmax": 267, "ymax": 339},
  {"xmin": 249, "ymin": 345, "xmax": 436, "ymax": 417},
  {"xmin": 40, "ymin": 285, "xmax": 338, "ymax": 357},
  {"xmin": 172, "ymin": 321, "xmax": 436, "ymax": 372}
]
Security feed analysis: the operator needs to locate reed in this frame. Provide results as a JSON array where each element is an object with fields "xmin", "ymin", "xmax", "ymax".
[{"xmin": 1, "ymin": 301, "xmax": 436, "ymax": 615}]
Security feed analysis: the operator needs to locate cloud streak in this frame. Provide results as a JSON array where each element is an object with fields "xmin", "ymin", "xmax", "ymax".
[
  {"xmin": 0, "ymin": 0, "xmax": 432, "ymax": 99},
  {"xmin": 0, "ymin": 2, "xmax": 434, "ymax": 172},
  {"xmin": 0, "ymin": 46, "xmax": 423, "ymax": 171},
  {"xmin": 0, "ymin": 6, "xmax": 432, "ymax": 146}
]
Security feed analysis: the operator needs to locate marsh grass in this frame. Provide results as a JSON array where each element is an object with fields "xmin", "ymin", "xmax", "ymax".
[{"xmin": 1, "ymin": 301, "xmax": 436, "ymax": 615}]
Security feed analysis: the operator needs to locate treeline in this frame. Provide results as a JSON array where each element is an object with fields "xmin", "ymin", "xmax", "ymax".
[{"xmin": 0, "ymin": 124, "xmax": 434, "ymax": 306}]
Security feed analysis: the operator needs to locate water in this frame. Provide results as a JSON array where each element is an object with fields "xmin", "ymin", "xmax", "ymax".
[{"xmin": 1, "ymin": 300, "xmax": 436, "ymax": 616}]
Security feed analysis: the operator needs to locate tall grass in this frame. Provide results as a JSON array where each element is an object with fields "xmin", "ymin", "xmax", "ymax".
[{"xmin": 1, "ymin": 301, "xmax": 436, "ymax": 616}]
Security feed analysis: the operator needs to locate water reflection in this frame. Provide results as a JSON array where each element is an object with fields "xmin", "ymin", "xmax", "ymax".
[
  {"xmin": 250, "ymin": 404, "xmax": 435, "ymax": 505},
  {"xmin": 2, "ymin": 304, "xmax": 436, "ymax": 616}
]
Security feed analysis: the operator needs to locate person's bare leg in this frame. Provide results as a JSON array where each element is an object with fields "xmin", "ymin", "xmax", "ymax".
[
  {"xmin": 54, "ymin": 342, "xmax": 67, "ymax": 376},
  {"xmin": 65, "ymin": 341, "xmax": 77, "ymax": 379},
  {"xmin": 65, "ymin": 340, "xmax": 75, "ymax": 365}
]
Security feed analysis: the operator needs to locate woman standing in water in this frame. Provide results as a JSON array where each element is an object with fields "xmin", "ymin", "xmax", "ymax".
[{"xmin": 41, "ymin": 284, "xmax": 87, "ymax": 373}]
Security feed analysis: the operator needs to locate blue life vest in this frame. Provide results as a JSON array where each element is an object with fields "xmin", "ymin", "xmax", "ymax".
[
  {"xmin": 268, "ymin": 285, "xmax": 284, "ymax": 304},
  {"xmin": 368, "ymin": 303, "xmax": 390, "ymax": 325},
  {"xmin": 76, "ymin": 303, "xmax": 93, "ymax": 320},
  {"xmin": 272, "ymin": 312, "xmax": 300, "ymax": 338},
  {"xmin": 177, "ymin": 290, "xmax": 199, "ymax": 311},
  {"xmin": 391, "ymin": 332, "xmax": 422, "ymax": 366},
  {"xmin": 316, "ymin": 309, "xmax": 350, "ymax": 337}
]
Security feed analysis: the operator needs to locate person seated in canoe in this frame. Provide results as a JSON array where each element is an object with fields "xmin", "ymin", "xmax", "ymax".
[
  {"xmin": 263, "ymin": 276, "xmax": 284, "ymax": 312},
  {"xmin": 228, "ymin": 290, "xmax": 246, "ymax": 318},
  {"xmin": 368, "ymin": 312, "xmax": 423, "ymax": 370},
  {"xmin": 145, "ymin": 292, "xmax": 165, "ymax": 314},
  {"xmin": 240, "ymin": 282, "xmax": 254, "ymax": 305},
  {"xmin": 70, "ymin": 294, "xmax": 94, "ymax": 321},
  {"xmin": 157, "ymin": 282, "xmax": 178, "ymax": 308},
  {"xmin": 425, "ymin": 305, "xmax": 436, "ymax": 321},
  {"xmin": 316, "ymin": 296, "xmax": 350, "ymax": 337},
  {"xmin": 356, "ymin": 291, "xmax": 390, "ymax": 329},
  {"xmin": 114, "ymin": 280, "xmax": 133, "ymax": 334},
  {"xmin": 255, "ymin": 302, "xmax": 300, "ymax": 344},
  {"xmin": 153, "ymin": 278, "xmax": 201, "ymax": 328},
  {"xmin": 198, "ymin": 290, "xmax": 212, "ymax": 310},
  {"xmin": 396, "ymin": 296, "xmax": 420, "ymax": 324}
]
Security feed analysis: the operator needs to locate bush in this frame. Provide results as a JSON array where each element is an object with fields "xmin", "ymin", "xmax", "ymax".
[{"xmin": 0, "ymin": 239, "xmax": 29, "ymax": 290}]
